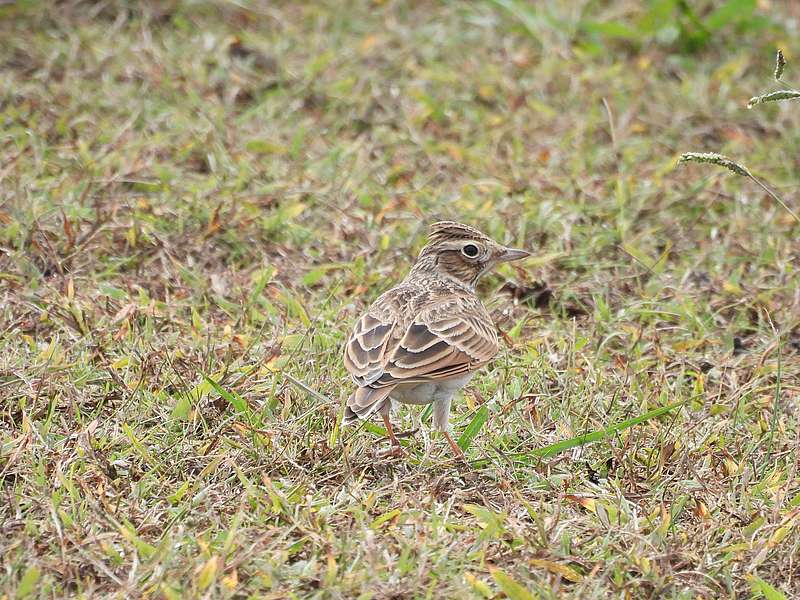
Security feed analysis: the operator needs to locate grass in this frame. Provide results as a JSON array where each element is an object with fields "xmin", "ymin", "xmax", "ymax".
[{"xmin": 1, "ymin": 1, "xmax": 799, "ymax": 598}]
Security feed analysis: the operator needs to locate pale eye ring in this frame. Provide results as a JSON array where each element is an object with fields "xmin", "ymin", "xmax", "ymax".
[{"xmin": 462, "ymin": 243, "xmax": 479, "ymax": 258}]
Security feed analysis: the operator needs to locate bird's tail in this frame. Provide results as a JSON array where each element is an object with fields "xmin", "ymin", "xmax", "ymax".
[{"xmin": 343, "ymin": 386, "xmax": 394, "ymax": 424}]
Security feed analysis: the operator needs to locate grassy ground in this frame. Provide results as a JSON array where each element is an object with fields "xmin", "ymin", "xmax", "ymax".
[{"xmin": 2, "ymin": 1, "xmax": 800, "ymax": 598}]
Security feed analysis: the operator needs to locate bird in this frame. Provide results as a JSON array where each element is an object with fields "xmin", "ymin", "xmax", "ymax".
[{"xmin": 342, "ymin": 221, "xmax": 530, "ymax": 459}]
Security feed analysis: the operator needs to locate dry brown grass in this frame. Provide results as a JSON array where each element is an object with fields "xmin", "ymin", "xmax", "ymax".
[{"xmin": 1, "ymin": 1, "xmax": 799, "ymax": 598}]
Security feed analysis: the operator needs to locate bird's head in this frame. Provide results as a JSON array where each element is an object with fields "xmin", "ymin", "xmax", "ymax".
[{"xmin": 413, "ymin": 221, "xmax": 530, "ymax": 287}]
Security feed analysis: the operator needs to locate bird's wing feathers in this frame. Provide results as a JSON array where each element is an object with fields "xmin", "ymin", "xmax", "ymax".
[
  {"xmin": 379, "ymin": 298, "xmax": 498, "ymax": 383},
  {"xmin": 343, "ymin": 308, "xmax": 396, "ymax": 387},
  {"xmin": 344, "ymin": 293, "xmax": 498, "ymax": 391}
]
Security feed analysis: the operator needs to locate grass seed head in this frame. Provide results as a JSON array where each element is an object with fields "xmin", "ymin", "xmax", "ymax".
[
  {"xmin": 774, "ymin": 49, "xmax": 786, "ymax": 81},
  {"xmin": 747, "ymin": 89, "xmax": 800, "ymax": 108},
  {"xmin": 678, "ymin": 152, "xmax": 751, "ymax": 177}
]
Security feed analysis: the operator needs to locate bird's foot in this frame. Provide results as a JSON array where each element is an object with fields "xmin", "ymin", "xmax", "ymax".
[{"xmin": 379, "ymin": 413, "xmax": 406, "ymax": 459}]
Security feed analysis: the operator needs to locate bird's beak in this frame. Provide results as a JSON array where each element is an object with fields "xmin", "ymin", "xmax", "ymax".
[{"xmin": 498, "ymin": 247, "xmax": 531, "ymax": 263}]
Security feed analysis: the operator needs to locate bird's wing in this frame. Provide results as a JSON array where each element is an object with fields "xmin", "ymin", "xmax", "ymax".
[
  {"xmin": 344, "ymin": 294, "xmax": 499, "ymax": 390},
  {"xmin": 379, "ymin": 295, "xmax": 499, "ymax": 384},
  {"xmin": 343, "ymin": 303, "xmax": 398, "ymax": 387}
]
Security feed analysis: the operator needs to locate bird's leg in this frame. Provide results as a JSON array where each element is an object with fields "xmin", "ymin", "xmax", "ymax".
[
  {"xmin": 443, "ymin": 431, "xmax": 466, "ymax": 462},
  {"xmin": 433, "ymin": 395, "xmax": 465, "ymax": 462},
  {"xmin": 379, "ymin": 402, "xmax": 404, "ymax": 457}
]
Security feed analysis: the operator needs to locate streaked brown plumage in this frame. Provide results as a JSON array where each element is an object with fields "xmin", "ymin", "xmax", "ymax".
[{"xmin": 343, "ymin": 221, "xmax": 530, "ymax": 458}]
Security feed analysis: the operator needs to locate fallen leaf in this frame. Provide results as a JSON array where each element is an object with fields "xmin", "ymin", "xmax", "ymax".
[
  {"xmin": 206, "ymin": 203, "xmax": 223, "ymax": 236},
  {"xmin": 564, "ymin": 495, "xmax": 597, "ymax": 514},
  {"xmin": 529, "ymin": 558, "xmax": 583, "ymax": 582},
  {"xmin": 196, "ymin": 555, "xmax": 219, "ymax": 591},
  {"xmin": 693, "ymin": 498, "xmax": 710, "ymax": 519}
]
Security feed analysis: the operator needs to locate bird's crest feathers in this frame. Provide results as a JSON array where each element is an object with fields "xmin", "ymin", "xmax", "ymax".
[{"xmin": 427, "ymin": 221, "xmax": 492, "ymax": 245}]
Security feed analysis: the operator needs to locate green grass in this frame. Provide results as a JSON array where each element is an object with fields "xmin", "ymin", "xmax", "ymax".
[{"xmin": 1, "ymin": 1, "xmax": 799, "ymax": 598}]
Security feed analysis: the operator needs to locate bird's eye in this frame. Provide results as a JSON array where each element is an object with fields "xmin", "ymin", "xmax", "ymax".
[{"xmin": 462, "ymin": 243, "xmax": 479, "ymax": 258}]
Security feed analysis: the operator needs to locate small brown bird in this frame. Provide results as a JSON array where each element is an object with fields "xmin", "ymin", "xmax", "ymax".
[{"xmin": 343, "ymin": 221, "xmax": 530, "ymax": 458}]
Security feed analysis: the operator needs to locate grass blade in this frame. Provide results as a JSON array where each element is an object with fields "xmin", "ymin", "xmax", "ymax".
[
  {"xmin": 490, "ymin": 568, "xmax": 536, "ymax": 600},
  {"xmin": 458, "ymin": 405, "xmax": 489, "ymax": 450},
  {"xmin": 470, "ymin": 401, "xmax": 686, "ymax": 467},
  {"xmin": 203, "ymin": 373, "xmax": 248, "ymax": 415},
  {"xmin": 749, "ymin": 576, "xmax": 788, "ymax": 600},
  {"xmin": 526, "ymin": 400, "xmax": 685, "ymax": 459}
]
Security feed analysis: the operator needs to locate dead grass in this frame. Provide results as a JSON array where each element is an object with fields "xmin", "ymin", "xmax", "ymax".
[{"xmin": 1, "ymin": 1, "xmax": 799, "ymax": 598}]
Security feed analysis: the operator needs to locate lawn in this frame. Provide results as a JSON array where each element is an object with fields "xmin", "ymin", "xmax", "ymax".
[{"xmin": 1, "ymin": 1, "xmax": 799, "ymax": 598}]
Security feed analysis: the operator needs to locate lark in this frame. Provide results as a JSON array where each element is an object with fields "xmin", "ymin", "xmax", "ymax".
[{"xmin": 343, "ymin": 221, "xmax": 529, "ymax": 458}]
